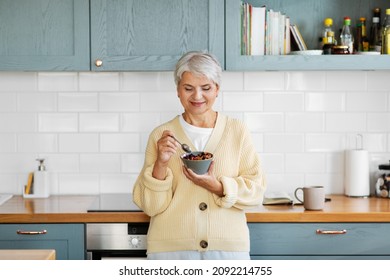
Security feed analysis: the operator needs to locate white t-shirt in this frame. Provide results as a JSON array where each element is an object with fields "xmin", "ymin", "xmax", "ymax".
[{"xmin": 179, "ymin": 115, "xmax": 213, "ymax": 151}]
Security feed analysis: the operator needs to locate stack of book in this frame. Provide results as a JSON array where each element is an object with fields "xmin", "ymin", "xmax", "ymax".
[{"xmin": 241, "ymin": 2, "xmax": 307, "ymax": 55}]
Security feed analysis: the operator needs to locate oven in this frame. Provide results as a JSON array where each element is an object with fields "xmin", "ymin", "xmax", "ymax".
[{"xmin": 86, "ymin": 193, "xmax": 149, "ymax": 260}]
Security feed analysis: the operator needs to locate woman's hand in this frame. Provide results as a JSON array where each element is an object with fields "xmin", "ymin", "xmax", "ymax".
[
  {"xmin": 182, "ymin": 161, "xmax": 224, "ymax": 197},
  {"xmin": 152, "ymin": 130, "xmax": 179, "ymax": 180}
]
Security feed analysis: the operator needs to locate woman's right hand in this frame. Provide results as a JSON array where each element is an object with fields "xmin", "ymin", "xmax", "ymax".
[{"xmin": 152, "ymin": 130, "xmax": 179, "ymax": 179}]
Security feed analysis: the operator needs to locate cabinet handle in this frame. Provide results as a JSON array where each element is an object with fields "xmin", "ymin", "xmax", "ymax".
[
  {"xmin": 316, "ymin": 229, "xmax": 347, "ymax": 235},
  {"xmin": 16, "ymin": 229, "xmax": 47, "ymax": 235},
  {"xmin": 95, "ymin": 59, "xmax": 103, "ymax": 67}
]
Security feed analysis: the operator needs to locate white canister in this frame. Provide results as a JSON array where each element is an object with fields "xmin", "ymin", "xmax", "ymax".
[{"xmin": 344, "ymin": 149, "xmax": 370, "ymax": 197}]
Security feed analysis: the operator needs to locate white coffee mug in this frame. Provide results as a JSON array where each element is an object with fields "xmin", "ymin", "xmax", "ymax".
[{"xmin": 294, "ymin": 186, "xmax": 325, "ymax": 210}]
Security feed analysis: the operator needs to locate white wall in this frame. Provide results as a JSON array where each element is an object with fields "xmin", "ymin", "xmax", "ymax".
[{"xmin": 0, "ymin": 71, "xmax": 389, "ymax": 196}]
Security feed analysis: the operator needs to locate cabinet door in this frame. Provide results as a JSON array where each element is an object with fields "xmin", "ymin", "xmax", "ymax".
[
  {"xmin": 249, "ymin": 223, "xmax": 390, "ymax": 259},
  {"xmin": 0, "ymin": 0, "xmax": 90, "ymax": 71},
  {"xmin": 0, "ymin": 224, "xmax": 85, "ymax": 260},
  {"xmin": 91, "ymin": 0, "xmax": 225, "ymax": 71},
  {"xmin": 226, "ymin": 0, "xmax": 390, "ymax": 70}
]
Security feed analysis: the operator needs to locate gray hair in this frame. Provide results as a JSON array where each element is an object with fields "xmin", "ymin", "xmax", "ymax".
[{"xmin": 174, "ymin": 51, "xmax": 222, "ymax": 87}]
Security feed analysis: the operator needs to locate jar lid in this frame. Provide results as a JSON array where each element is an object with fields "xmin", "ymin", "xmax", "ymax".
[
  {"xmin": 324, "ymin": 18, "xmax": 333, "ymax": 26},
  {"xmin": 379, "ymin": 161, "xmax": 390, "ymax": 170},
  {"xmin": 332, "ymin": 45, "xmax": 348, "ymax": 49}
]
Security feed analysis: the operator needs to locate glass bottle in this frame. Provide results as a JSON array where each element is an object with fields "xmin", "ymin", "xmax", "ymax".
[
  {"xmin": 340, "ymin": 16, "xmax": 354, "ymax": 54},
  {"xmin": 382, "ymin": 9, "xmax": 390, "ymax": 54},
  {"xmin": 321, "ymin": 18, "xmax": 336, "ymax": 54},
  {"xmin": 370, "ymin": 8, "xmax": 382, "ymax": 52},
  {"xmin": 359, "ymin": 17, "xmax": 369, "ymax": 51}
]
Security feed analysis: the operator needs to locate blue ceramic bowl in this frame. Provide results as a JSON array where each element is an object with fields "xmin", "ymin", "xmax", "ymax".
[{"xmin": 180, "ymin": 151, "xmax": 213, "ymax": 175}]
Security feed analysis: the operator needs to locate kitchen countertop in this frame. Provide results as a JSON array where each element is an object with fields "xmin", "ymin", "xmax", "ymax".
[
  {"xmin": 0, "ymin": 249, "xmax": 55, "ymax": 260},
  {"xmin": 1, "ymin": 194, "xmax": 390, "ymax": 223}
]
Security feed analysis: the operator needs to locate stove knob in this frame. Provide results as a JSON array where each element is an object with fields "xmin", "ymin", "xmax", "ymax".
[{"xmin": 130, "ymin": 237, "xmax": 139, "ymax": 246}]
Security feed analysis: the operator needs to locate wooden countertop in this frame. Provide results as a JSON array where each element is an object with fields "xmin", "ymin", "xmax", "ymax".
[
  {"xmin": 0, "ymin": 249, "xmax": 55, "ymax": 260},
  {"xmin": 1, "ymin": 194, "xmax": 390, "ymax": 223}
]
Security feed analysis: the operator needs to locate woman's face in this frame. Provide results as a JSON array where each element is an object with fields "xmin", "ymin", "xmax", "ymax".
[{"xmin": 177, "ymin": 71, "xmax": 219, "ymax": 116}]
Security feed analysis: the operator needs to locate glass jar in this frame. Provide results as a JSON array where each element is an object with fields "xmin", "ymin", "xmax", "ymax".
[{"xmin": 375, "ymin": 161, "xmax": 390, "ymax": 198}]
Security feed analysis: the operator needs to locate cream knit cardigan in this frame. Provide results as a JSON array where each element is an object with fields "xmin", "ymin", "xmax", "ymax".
[{"xmin": 133, "ymin": 113, "xmax": 266, "ymax": 254}]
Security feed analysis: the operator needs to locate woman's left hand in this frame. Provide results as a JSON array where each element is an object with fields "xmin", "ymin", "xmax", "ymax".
[{"xmin": 182, "ymin": 161, "xmax": 224, "ymax": 197}]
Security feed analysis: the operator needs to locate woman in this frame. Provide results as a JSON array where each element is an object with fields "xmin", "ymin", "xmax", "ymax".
[{"xmin": 133, "ymin": 51, "xmax": 266, "ymax": 260}]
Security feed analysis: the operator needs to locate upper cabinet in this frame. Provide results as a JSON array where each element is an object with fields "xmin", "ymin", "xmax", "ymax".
[
  {"xmin": 90, "ymin": 0, "xmax": 225, "ymax": 71},
  {"xmin": 0, "ymin": 0, "xmax": 90, "ymax": 71},
  {"xmin": 225, "ymin": 0, "xmax": 390, "ymax": 70}
]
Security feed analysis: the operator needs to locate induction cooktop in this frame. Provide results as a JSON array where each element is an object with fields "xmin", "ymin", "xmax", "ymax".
[{"xmin": 87, "ymin": 193, "xmax": 142, "ymax": 212}]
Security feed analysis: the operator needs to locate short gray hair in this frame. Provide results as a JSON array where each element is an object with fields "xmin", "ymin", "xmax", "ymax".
[{"xmin": 174, "ymin": 51, "xmax": 222, "ymax": 87}]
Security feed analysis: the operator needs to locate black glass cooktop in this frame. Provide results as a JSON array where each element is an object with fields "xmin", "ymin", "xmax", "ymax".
[{"xmin": 87, "ymin": 193, "xmax": 142, "ymax": 212}]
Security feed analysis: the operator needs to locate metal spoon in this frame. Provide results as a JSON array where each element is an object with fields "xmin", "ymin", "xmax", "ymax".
[{"xmin": 169, "ymin": 135, "xmax": 192, "ymax": 153}]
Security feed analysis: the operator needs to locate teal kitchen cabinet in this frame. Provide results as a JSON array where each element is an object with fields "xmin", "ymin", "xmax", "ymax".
[
  {"xmin": 90, "ymin": 0, "xmax": 225, "ymax": 71},
  {"xmin": 0, "ymin": 0, "xmax": 90, "ymax": 71},
  {"xmin": 226, "ymin": 0, "xmax": 390, "ymax": 70},
  {"xmin": 249, "ymin": 223, "xmax": 390, "ymax": 259},
  {"xmin": 0, "ymin": 224, "xmax": 85, "ymax": 260}
]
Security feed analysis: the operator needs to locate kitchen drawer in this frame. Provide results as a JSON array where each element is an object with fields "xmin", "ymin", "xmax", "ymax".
[
  {"xmin": 249, "ymin": 223, "xmax": 390, "ymax": 257},
  {"xmin": 0, "ymin": 224, "xmax": 85, "ymax": 260}
]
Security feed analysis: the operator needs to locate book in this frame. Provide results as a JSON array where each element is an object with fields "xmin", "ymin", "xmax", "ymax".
[
  {"xmin": 250, "ymin": 5, "xmax": 266, "ymax": 55},
  {"xmin": 262, "ymin": 191, "xmax": 301, "ymax": 205},
  {"xmin": 290, "ymin": 24, "xmax": 307, "ymax": 51}
]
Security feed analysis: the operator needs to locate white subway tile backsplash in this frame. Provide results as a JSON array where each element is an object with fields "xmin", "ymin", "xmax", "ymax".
[
  {"xmin": 305, "ymin": 92, "xmax": 345, "ymax": 112},
  {"xmin": 80, "ymin": 113, "xmax": 120, "ymax": 132},
  {"xmin": 245, "ymin": 113, "xmax": 284, "ymax": 132},
  {"xmin": 100, "ymin": 173, "xmax": 135, "ymax": 193},
  {"xmin": 305, "ymin": 134, "xmax": 346, "ymax": 152},
  {"xmin": 38, "ymin": 73, "xmax": 78, "ymax": 91},
  {"xmin": 0, "ymin": 134, "xmax": 16, "ymax": 153},
  {"xmin": 346, "ymin": 91, "xmax": 387, "ymax": 112},
  {"xmin": 121, "ymin": 153, "xmax": 145, "ymax": 173},
  {"xmin": 79, "ymin": 72, "xmax": 120, "ymax": 92},
  {"xmin": 39, "ymin": 113, "xmax": 78, "ymax": 132},
  {"xmin": 122, "ymin": 72, "xmax": 175, "ymax": 92},
  {"xmin": 80, "ymin": 154, "xmax": 121, "ymax": 173},
  {"xmin": 244, "ymin": 72, "xmax": 284, "ymax": 91},
  {"xmin": 100, "ymin": 133, "xmax": 140, "ymax": 153},
  {"xmin": 285, "ymin": 153, "xmax": 326, "ymax": 173},
  {"xmin": 220, "ymin": 72, "xmax": 243, "ymax": 91},
  {"xmin": 100, "ymin": 92, "xmax": 140, "ymax": 112},
  {"xmin": 140, "ymin": 91, "xmax": 182, "ymax": 112},
  {"xmin": 286, "ymin": 72, "xmax": 326, "ymax": 91},
  {"xmin": 285, "ymin": 113, "xmax": 324, "ymax": 132},
  {"xmin": 367, "ymin": 71, "xmax": 390, "ymax": 91},
  {"xmin": 17, "ymin": 134, "xmax": 57, "ymax": 153},
  {"xmin": 326, "ymin": 71, "xmax": 366, "ymax": 91},
  {"xmin": 59, "ymin": 134, "xmax": 99, "ymax": 153},
  {"xmin": 0, "ymin": 72, "xmax": 37, "ymax": 92},
  {"xmin": 263, "ymin": 93, "xmax": 303, "ymax": 112},
  {"xmin": 59, "ymin": 174, "xmax": 100, "ymax": 194},
  {"xmin": 326, "ymin": 113, "xmax": 366, "ymax": 132},
  {"xmin": 1, "ymin": 70, "xmax": 390, "ymax": 195},
  {"xmin": 0, "ymin": 93, "xmax": 17, "ymax": 112},
  {"xmin": 0, "ymin": 113, "xmax": 37, "ymax": 132},
  {"xmin": 122, "ymin": 112, "xmax": 161, "ymax": 133},
  {"xmin": 58, "ymin": 92, "xmax": 98, "ymax": 112},
  {"xmin": 222, "ymin": 92, "xmax": 263, "ymax": 111},
  {"xmin": 264, "ymin": 134, "xmax": 304, "ymax": 153},
  {"xmin": 18, "ymin": 93, "xmax": 57, "ymax": 112}
]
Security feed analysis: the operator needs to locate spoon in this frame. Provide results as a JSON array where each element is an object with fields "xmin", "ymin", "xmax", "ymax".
[{"xmin": 169, "ymin": 135, "xmax": 192, "ymax": 153}]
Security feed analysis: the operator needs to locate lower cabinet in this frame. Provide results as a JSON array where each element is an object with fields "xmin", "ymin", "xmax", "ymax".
[
  {"xmin": 249, "ymin": 223, "xmax": 390, "ymax": 260},
  {"xmin": 0, "ymin": 224, "xmax": 85, "ymax": 260}
]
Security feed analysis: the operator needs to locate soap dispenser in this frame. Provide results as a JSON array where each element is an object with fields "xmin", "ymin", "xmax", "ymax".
[{"xmin": 24, "ymin": 158, "xmax": 50, "ymax": 198}]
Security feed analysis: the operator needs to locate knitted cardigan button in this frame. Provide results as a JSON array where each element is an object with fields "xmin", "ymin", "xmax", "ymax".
[
  {"xmin": 200, "ymin": 240, "xmax": 208, "ymax": 248},
  {"xmin": 199, "ymin": 202, "xmax": 207, "ymax": 211}
]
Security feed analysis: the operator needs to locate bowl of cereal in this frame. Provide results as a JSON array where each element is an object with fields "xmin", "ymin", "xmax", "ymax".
[{"xmin": 180, "ymin": 151, "xmax": 213, "ymax": 175}]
